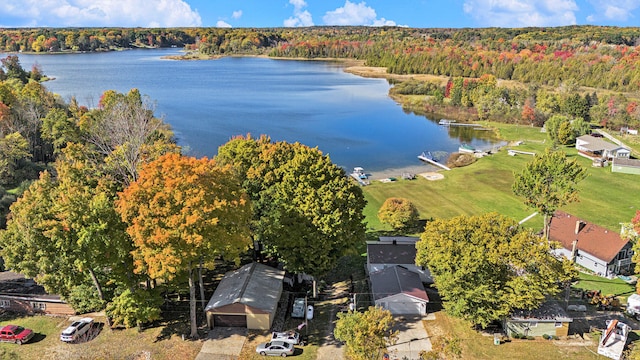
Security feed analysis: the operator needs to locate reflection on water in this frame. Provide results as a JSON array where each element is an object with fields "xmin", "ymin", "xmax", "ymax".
[{"xmin": 18, "ymin": 49, "xmax": 500, "ymax": 172}]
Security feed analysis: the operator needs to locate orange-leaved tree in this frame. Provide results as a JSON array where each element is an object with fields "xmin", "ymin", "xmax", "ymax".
[{"xmin": 116, "ymin": 153, "xmax": 252, "ymax": 338}]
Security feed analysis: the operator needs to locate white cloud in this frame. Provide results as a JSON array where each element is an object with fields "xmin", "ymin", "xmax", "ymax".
[
  {"xmin": 462, "ymin": 0, "xmax": 578, "ymax": 27},
  {"xmin": 284, "ymin": 0, "xmax": 314, "ymax": 27},
  {"xmin": 323, "ymin": 1, "xmax": 397, "ymax": 26},
  {"xmin": 587, "ymin": 0, "xmax": 640, "ymax": 22},
  {"xmin": 216, "ymin": 20, "xmax": 232, "ymax": 28},
  {"xmin": 232, "ymin": 10, "xmax": 243, "ymax": 19},
  {"xmin": 0, "ymin": 0, "xmax": 202, "ymax": 27}
]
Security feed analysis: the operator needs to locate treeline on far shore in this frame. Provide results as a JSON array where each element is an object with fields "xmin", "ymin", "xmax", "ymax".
[{"xmin": 2, "ymin": 26, "xmax": 640, "ymax": 93}]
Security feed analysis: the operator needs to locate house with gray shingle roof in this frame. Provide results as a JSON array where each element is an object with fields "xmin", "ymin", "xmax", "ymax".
[
  {"xmin": 369, "ymin": 265, "xmax": 429, "ymax": 315},
  {"xmin": 366, "ymin": 236, "xmax": 432, "ymax": 283}
]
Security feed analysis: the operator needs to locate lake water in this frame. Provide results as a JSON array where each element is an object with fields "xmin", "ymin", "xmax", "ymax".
[{"xmin": 16, "ymin": 49, "xmax": 498, "ymax": 175}]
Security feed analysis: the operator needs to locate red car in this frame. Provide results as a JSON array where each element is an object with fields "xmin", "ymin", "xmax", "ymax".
[{"xmin": 0, "ymin": 325, "xmax": 34, "ymax": 345}]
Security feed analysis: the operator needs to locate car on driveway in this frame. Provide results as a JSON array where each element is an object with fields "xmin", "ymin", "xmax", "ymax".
[
  {"xmin": 0, "ymin": 325, "xmax": 34, "ymax": 345},
  {"xmin": 60, "ymin": 317, "xmax": 93, "ymax": 343},
  {"xmin": 291, "ymin": 298, "xmax": 305, "ymax": 318},
  {"xmin": 271, "ymin": 331, "xmax": 301, "ymax": 345},
  {"xmin": 256, "ymin": 340, "xmax": 294, "ymax": 357}
]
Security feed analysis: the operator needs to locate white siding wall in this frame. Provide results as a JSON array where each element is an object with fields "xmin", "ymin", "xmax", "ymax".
[{"xmin": 376, "ymin": 293, "xmax": 427, "ymax": 315}]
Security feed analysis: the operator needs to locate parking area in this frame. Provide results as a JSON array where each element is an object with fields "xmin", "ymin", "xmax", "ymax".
[
  {"xmin": 196, "ymin": 327, "xmax": 247, "ymax": 360},
  {"xmin": 386, "ymin": 315, "xmax": 433, "ymax": 360}
]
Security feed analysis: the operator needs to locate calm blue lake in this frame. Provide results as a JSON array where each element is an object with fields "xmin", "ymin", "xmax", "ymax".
[{"xmin": 17, "ymin": 49, "xmax": 497, "ymax": 173}]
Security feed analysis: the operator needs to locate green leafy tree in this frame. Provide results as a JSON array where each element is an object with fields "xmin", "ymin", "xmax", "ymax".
[
  {"xmin": 334, "ymin": 306, "xmax": 398, "ymax": 360},
  {"xmin": 0, "ymin": 144, "xmax": 134, "ymax": 309},
  {"xmin": 512, "ymin": 148, "xmax": 587, "ymax": 239},
  {"xmin": 377, "ymin": 197, "xmax": 419, "ymax": 230},
  {"xmin": 105, "ymin": 288, "xmax": 162, "ymax": 330},
  {"xmin": 0, "ymin": 132, "xmax": 30, "ymax": 185},
  {"xmin": 217, "ymin": 136, "xmax": 367, "ymax": 278},
  {"xmin": 116, "ymin": 153, "xmax": 252, "ymax": 338},
  {"xmin": 415, "ymin": 213, "xmax": 573, "ymax": 328}
]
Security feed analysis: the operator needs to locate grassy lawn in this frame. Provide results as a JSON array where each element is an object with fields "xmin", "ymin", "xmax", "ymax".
[
  {"xmin": 424, "ymin": 311, "xmax": 601, "ymax": 360},
  {"xmin": 362, "ymin": 122, "xmax": 640, "ymax": 232},
  {"xmin": 0, "ymin": 314, "xmax": 203, "ymax": 360},
  {"xmin": 572, "ymin": 272, "xmax": 636, "ymax": 300}
]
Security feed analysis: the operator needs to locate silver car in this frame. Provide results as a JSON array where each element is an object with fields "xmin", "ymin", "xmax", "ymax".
[{"xmin": 256, "ymin": 340, "xmax": 294, "ymax": 357}]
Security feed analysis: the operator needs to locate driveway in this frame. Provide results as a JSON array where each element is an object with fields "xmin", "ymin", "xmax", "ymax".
[
  {"xmin": 386, "ymin": 315, "xmax": 433, "ymax": 360},
  {"xmin": 195, "ymin": 327, "xmax": 247, "ymax": 360}
]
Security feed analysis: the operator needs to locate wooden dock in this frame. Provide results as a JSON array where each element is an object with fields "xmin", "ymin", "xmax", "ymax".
[
  {"xmin": 418, "ymin": 152, "xmax": 451, "ymax": 171},
  {"xmin": 507, "ymin": 149, "xmax": 536, "ymax": 156}
]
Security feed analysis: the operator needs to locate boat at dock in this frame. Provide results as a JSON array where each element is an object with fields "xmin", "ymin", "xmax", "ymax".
[
  {"xmin": 350, "ymin": 167, "xmax": 370, "ymax": 186},
  {"xmin": 458, "ymin": 143, "xmax": 477, "ymax": 153}
]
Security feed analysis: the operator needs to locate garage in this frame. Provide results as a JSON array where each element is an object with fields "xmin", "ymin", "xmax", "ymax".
[
  {"xmin": 370, "ymin": 266, "xmax": 429, "ymax": 316},
  {"xmin": 205, "ymin": 262, "xmax": 284, "ymax": 330},
  {"xmin": 213, "ymin": 314, "xmax": 247, "ymax": 327}
]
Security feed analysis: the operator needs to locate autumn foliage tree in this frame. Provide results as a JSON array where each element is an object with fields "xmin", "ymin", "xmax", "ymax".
[
  {"xmin": 377, "ymin": 197, "xmax": 420, "ymax": 230},
  {"xmin": 116, "ymin": 153, "xmax": 251, "ymax": 338}
]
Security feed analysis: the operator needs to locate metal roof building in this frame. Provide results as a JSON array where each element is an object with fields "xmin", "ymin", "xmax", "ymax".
[{"xmin": 205, "ymin": 262, "xmax": 284, "ymax": 330}]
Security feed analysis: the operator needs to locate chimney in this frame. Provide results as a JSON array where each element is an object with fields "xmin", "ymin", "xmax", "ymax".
[{"xmin": 571, "ymin": 239, "xmax": 579, "ymax": 262}]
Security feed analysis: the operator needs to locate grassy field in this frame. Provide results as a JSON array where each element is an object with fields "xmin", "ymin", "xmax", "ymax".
[
  {"xmin": 0, "ymin": 314, "xmax": 202, "ymax": 360},
  {"xmin": 362, "ymin": 122, "xmax": 640, "ymax": 232},
  {"xmin": 424, "ymin": 311, "xmax": 602, "ymax": 360}
]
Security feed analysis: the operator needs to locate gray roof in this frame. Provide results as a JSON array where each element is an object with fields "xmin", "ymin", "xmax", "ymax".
[
  {"xmin": 613, "ymin": 157, "xmax": 640, "ymax": 168},
  {"xmin": 510, "ymin": 300, "xmax": 573, "ymax": 323},
  {"xmin": 577, "ymin": 135, "xmax": 628, "ymax": 152},
  {"xmin": 378, "ymin": 236, "xmax": 420, "ymax": 244},
  {"xmin": 370, "ymin": 266, "xmax": 429, "ymax": 302},
  {"xmin": 367, "ymin": 238, "xmax": 418, "ymax": 265},
  {"xmin": 205, "ymin": 262, "xmax": 284, "ymax": 312}
]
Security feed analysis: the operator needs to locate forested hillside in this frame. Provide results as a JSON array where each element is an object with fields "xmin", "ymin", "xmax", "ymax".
[{"xmin": 3, "ymin": 26, "xmax": 639, "ymax": 92}]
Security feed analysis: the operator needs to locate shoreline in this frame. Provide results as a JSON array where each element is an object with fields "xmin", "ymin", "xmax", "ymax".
[{"xmin": 363, "ymin": 163, "xmax": 442, "ymax": 181}]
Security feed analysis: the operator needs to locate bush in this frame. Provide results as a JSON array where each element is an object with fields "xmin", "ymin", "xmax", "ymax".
[
  {"xmin": 526, "ymin": 335, "xmax": 535, "ymax": 340},
  {"xmin": 446, "ymin": 153, "xmax": 476, "ymax": 168},
  {"xmin": 542, "ymin": 334, "xmax": 550, "ymax": 340}
]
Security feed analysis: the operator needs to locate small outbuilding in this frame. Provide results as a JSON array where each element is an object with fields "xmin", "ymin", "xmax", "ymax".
[
  {"xmin": 205, "ymin": 262, "xmax": 284, "ymax": 330},
  {"xmin": 505, "ymin": 300, "xmax": 573, "ymax": 338},
  {"xmin": 369, "ymin": 265, "xmax": 429, "ymax": 316},
  {"xmin": 611, "ymin": 158, "xmax": 640, "ymax": 175}
]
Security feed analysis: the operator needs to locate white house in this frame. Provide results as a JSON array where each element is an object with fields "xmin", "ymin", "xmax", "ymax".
[
  {"xmin": 366, "ymin": 237, "xmax": 432, "ymax": 283},
  {"xmin": 549, "ymin": 211, "xmax": 632, "ymax": 278},
  {"xmin": 575, "ymin": 135, "xmax": 631, "ymax": 160},
  {"xmin": 369, "ymin": 265, "xmax": 429, "ymax": 315}
]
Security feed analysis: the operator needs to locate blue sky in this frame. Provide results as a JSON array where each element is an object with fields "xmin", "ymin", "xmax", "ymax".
[{"xmin": 1, "ymin": 0, "xmax": 639, "ymax": 28}]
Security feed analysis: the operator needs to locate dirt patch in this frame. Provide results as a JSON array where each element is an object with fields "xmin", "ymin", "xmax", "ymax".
[{"xmin": 420, "ymin": 172, "xmax": 444, "ymax": 181}]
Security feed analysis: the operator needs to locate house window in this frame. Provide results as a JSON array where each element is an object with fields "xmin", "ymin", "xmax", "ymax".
[
  {"xmin": 555, "ymin": 322, "xmax": 563, "ymax": 328},
  {"xmin": 529, "ymin": 321, "xmax": 538, "ymax": 328},
  {"xmin": 30, "ymin": 302, "xmax": 46, "ymax": 311},
  {"xmin": 0, "ymin": 300, "xmax": 10, "ymax": 308}
]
